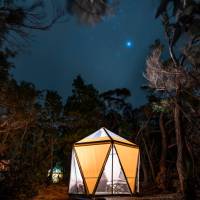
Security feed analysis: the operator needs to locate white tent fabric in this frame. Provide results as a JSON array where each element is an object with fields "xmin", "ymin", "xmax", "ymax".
[
  {"xmin": 69, "ymin": 150, "xmax": 85, "ymax": 194},
  {"xmin": 105, "ymin": 128, "xmax": 127, "ymax": 140},
  {"xmin": 95, "ymin": 147, "xmax": 130, "ymax": 194},
  {"xmin": 76, "ymin": 127, "xmax": 136, "ymax": 145},
  {"xmin": 83, "ymin": 128, "xmax": 108, "ymax": 139},
  {"xmin": 96, "ymin": 148, "xmax": 112, "ymax": 194},
  {"xmin": 112, "ymin": 147, "xmax": 130, "ymax": 194}
]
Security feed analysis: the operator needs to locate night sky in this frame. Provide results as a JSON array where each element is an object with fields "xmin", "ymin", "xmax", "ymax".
[{"xmin": 12, "ymin": 0, "xmax": 164, "ymax": 107}]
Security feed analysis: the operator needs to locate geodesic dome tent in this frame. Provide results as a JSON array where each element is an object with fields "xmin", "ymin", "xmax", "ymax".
[{"xmin": 69, "ymin": 127, "xmax": 140, "ymax": 196}]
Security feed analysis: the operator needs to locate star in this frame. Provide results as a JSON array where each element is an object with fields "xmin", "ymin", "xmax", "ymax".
[{"xmin": 125, "ymin": 40, "xmax": 133, "ymax": 48}]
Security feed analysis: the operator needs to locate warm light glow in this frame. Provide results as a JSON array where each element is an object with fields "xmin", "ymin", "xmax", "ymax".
[
  {"xmin": 69, "ymin": 128, "xmax": 140, "ymax": 195},
  {"xmin": 48, "ymin": 167, "xmax": 63, "ymax": 183}
]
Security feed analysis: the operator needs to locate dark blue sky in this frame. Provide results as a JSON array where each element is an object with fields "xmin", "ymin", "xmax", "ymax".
[{"xmin": 12, "ymin": 0, "xmax": 164, "ymax": 107}]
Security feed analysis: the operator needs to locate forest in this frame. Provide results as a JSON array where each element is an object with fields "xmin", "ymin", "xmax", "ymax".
[{"xmin": 0, "ymin": 0, "xmax": 199, "ymax": 200}]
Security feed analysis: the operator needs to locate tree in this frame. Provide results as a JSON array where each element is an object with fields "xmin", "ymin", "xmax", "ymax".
[
  {"xmin": 0, "ymin": 0, "xmax": 64, "ymax": 49},
  {"xmin": 64, "ymin": 75, "xmax": 104, "ymax": 134},
  {"xmin": 65, "ymin": 75, "xmax": 103, "ymax": 115},
  {"xmin": 144, "ymin": 0, "xmax": 200, "ymax": 197},
  {"xmin": 100, "ymin": 88, "xmax": 132, "ymax": 132},
  {"xmin": 66, "ymin": 0, "xmax": 118, "ymax": 25},
  {"xmin": 43, "ymin": 90, "xmax": 63, "ymax": 184}
]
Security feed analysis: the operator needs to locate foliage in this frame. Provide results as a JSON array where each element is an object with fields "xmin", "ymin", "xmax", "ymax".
[
  {"xmin": 0, "ymin": 0, "xmax": 65, "ymax": 50},
  {"xmin": 0, "ymin": 68, "xmax": 133, "ymax": 199},
  {"xmin": 66, "ymin": 0, "xmax": 118, "ymax": 25},
  {"xmin": 143, "ymin": 0, "xmax": 200, "ymax": 198}
]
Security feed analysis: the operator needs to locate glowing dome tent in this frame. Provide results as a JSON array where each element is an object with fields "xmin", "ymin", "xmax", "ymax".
[
  {"xmin": 69, "ymin": 128, "xmax": 140, "ymax": 195},
  {"xmin": 69, "ymin": 127, "xmax": 140, "ymax": 196}
]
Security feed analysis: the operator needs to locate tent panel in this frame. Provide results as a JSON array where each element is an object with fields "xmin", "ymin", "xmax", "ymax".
[
  {"xmin": 113, "ymin": 147, "xmax": 130, "ymax": 194},
  {"xmin": 85, "ymin": 178, "xmax": 98, "ymax": 194},
  {"xmin": 76, "ymin": 128, "xmax": 137, "ymax": 145},
  {"xmin": 76, "ymin": 128, "xmax": 110, "ymax": 143},
  {"xmin": 75, "ymin": 143, "xmax": 110, "ymax": 194},
  {"xmin": 69, "ymin": 150, "xmax": 85, "ymax": 194},
  {"xmin": 127, "ymin": 178, "xmax": 135, "ymax": 193},
  {"xmin": 113, "ymin": 137, "xmax": 134, "ymax": 145},
  {"xmin": 86, "ymin": 128, "xmax": 108, "ymax": 138},
  {"xmin": 114, "ymin": 144, "xmax": 139, "ymax": 193},
  {"xmin": 69, "ymin": 150, "xmax": 76, "ymax": 193},
  {"xmin": 96, "ymin": 148, "xmax": 112, "ymax": 194},
  {"xmin": 96, "ymin": 147, "xmax": 130, "ymax": 194},
  {"xmin": 105, "ymin": 128, "xmax": 135, "ymax": 145},
  {"xmin": 76, "ymin": 136, "xmax": 110, "ymax": 144}
]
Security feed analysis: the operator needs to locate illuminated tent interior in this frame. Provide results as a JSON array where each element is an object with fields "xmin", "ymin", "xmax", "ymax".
[{"xmin": 69, "ymin": 127, "xmax": 140, "ymax": 196}]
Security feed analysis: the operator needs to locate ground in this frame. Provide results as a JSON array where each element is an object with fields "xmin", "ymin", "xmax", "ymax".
[
  {"xmin": 32, "ymin": 184, "xmax": 68, "ymax": 200},
  {"xmin": 32, "ymin": 184, "xmax": 182, "ymax": 200}
]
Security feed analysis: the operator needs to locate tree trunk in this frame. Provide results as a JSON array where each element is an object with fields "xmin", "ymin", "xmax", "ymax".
[
  {"xmin": 48, "ymin": 136, "xmax": 54, "ymax": 184},
  {"xmin": 142, "ymin": 136, "xmax": 155, "ymax": 182},
  {"xmin": 156, "ymin": 112, "xmax": 167, "ymax": 190},
  {"xmin": 174, "ymin": 90, "xmax": 187, "ymax": 194},
  {"xmin": 141, "ymin": 154, "xmax": 148, "ymax": 186}
]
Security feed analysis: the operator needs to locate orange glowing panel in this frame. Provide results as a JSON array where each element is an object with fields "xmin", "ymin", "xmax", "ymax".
[
  {"xmin": 75, "ymin": 143, "xmax": 110, "ymax": 194},
  {"xmin": 114, "ymin": 144, "xmax": 139, "ymax": 192},
  {"xmin": 76, "ymin": 136, "xmax": 110, "ymax": 143}
]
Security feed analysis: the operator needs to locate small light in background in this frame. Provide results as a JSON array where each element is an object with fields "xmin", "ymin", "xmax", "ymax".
[{"xmin": 48, "ymin": 167, "xmax": 63, "ymax": 183}]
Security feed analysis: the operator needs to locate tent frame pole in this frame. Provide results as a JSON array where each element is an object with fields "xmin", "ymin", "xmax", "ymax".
[
  {"xmin": 112, "ymin": 142, "xmax": 113, "ymax": 195},
  {"xmin": 136, "ymin": 152, "xmax": 140, "ymax": 193},
  {"xmin": 103, "ymin": 128, "xmax": 114, "ymax": 195}
]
